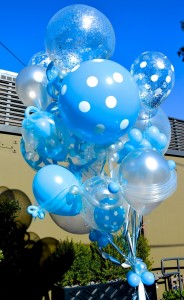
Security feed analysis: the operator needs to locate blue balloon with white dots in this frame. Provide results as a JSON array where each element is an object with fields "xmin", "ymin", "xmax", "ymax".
[
  {"xmin": 130, "ymin": 51, "xmax": 175, "ymax": 110},
  {"xmin": 94, "ymin": 197, "xmax": 126, "ymax": 233},
  {"xmin": 59, "ymin": 59, "xmax": 140, "ymax": 144}
]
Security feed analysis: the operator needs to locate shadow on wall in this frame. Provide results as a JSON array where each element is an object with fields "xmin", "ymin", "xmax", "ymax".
[{"xmin": 0, "ymin": 186, "xmax": 74, "ymax": 300}]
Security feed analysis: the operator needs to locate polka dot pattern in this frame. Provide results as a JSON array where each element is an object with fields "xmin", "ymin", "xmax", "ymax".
[
  {"xmin": 87, "ymin": 76, "xmax": 98, "ymax": 87},
  {"xmin": 79, "ymin": 101, "xmax": 91, "ymax": 112},
  {"xmin": 59, "ymin": 59, "xmax": 140, "ymax": 144},
  {"xmin": 130, "ymin": 51, "xmax": 175, "ymax": 110},
  {"xmin": 105, "ymin": 96, "xmax": 117, "ymax": 108},
  {"xmin": 94, "ymin": 205, "xmax": 125, "ymax": 232}
]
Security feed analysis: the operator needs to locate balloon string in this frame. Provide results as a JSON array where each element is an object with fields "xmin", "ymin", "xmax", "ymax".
[{"xmin": 107, "ymin": 235, "xmax": 133, "ymax": 265}]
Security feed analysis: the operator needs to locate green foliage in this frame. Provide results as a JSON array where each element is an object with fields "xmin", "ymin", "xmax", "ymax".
[
  {"xmin": 0, "ymin": 249, "xmax": 4, "ymax": 262},
  {"xmin": 137, "ymin": 234, "xmax": 154, "ymax": 270},
  {"xmin": 162, "ymin": 289, "xmax": 184, "ymax": 299},
  {"xmin": 55, "ymin": 233, "xmax": 153, "ymax": 287}
]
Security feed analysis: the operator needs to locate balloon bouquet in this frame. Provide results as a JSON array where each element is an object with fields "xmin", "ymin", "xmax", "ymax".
[{"xmin": 16, "ymin": 4, "xmax": 177, "ymax": 299}]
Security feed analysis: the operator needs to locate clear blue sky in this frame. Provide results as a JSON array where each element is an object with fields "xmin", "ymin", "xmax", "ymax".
[{"xmin": 1, "ymin": 0, "xmax": 184, "ymax": 120}]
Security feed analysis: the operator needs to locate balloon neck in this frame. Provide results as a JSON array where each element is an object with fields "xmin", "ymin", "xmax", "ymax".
[{"xmin": 27, "ymin": 205, "xmax": 45, "ymax": 219}]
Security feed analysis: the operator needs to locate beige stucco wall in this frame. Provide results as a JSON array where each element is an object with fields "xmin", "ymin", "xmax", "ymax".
[{"xmin": 144, "ymin": 155, "xmax": 184, "ymax": 268}]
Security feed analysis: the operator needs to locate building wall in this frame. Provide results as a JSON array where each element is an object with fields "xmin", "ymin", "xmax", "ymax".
[
  {"xmin": 144, "ymin": 155, "xmax": 184, "ymax": 269},
  {"xmin": 1, "ymin": 133, "xmax": 184, "ymax": 261}
]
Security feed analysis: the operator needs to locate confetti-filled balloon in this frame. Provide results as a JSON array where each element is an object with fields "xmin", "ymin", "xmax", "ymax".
[
  {"xmin": 28, "ymin": 50, "xmax": 51, "ymax": 69},
  {"xmin": 130, "ymin": 51, "xmax": 175, "ymax": 110},
  {"xmin": 45, "ymin": 4, "xmax": 116, "ymax": 72},
  {"xmin": 59, "ymin": 59, "xmax": 140, "ymax": 144}
]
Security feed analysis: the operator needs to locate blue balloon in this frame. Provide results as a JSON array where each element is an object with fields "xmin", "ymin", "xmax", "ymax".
[
  {"xmin": 32, "ymin": 164, "xmax": 81, "ymax": 216},
  {"xmin": 130, "ymin": 51, "xmax": 175, "ymax": 110},
  {"xmin": 141, "ymin": 271, "xmax": 155, "ymax": 285},
  {"xmin": 127, "ymin": 270, "xmax": 141, "ymax": 287},
  {"xmin": 59, "ymin": 59, "xmax": 140, "ymax": 144},
  {"xmin": 45, "ymin": 4, "xmax": 115, "ymax": 71},
  {"xmin": 94, "ymin": 198, "xmax": 126, "ymax": 233}
]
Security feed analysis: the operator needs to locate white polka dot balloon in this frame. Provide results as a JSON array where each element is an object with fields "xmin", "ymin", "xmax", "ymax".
[
  {"xmin": 59, "ymin": 59, "xmax": 140, "ymax": 144},
  {"xmin": 130, "ymin": 51, "xmax": 175, "ymax": 110}
]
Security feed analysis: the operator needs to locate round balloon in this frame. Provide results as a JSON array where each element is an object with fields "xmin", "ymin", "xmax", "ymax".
[
  {"xmin": 45, "ymin": 4, "xmax": 115, "ymax": 71},
  {"xmin": 130, "ymin": 51, "xmax": 175, "ymax": 110},
  {"xmin": 28, "ymin": 50, "xmax": 51, "ymax": 69},
  {"xmin": 80, "ymin": 175, "xmax": 128, "ymax": 233},
  {"xmin": 16, "ymin": 65, "xmax": 52, "ymax": 110},
  {"xmin": 59, "ymin": 59, "xmax": 140, "ymax": 144},
  {"xmin": 50, "ymin": 213, "xmax": 91, "ymax": 234},
  {"xmin": 118, "ymin": 148, "xmax": 177, "ymax": 215},
  {"xmin": 32, "ymin": 164, "xmax": 81, "ymax": 215}
]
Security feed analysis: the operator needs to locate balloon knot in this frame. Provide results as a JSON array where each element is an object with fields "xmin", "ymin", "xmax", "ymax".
[{"xmin": 27, "ymin": 205, "xmax": 45, "ymax": 219}]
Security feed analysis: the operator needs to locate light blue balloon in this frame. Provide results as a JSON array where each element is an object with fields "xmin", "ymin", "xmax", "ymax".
[
  {"xmin": 45, "ymin": 4, "xmax": 115, "ymax": 71},
  {"xmin": 59, "ymin": 59, "xmax": 140, "ymax": 144},
  {"xmin": 130, "ymin": 51, "xmax": 175, "ymax": 110},
  {"xmin": 141, "ymin": 271, "xmax": 155, "ymax": 285},
  {"xmin": 32, "ymin": 164, "xmax": 81, "ymax": 215},
  {"xmin": 94, "ymin": 197, "xmax": 126, "ymax": 233},
  {"xmin": 127, "ymin": 270, "xmax": 141, "ymax": 287}
]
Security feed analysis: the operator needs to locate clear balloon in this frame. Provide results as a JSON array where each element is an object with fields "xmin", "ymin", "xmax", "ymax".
[
  {"xmin": 16, "ymin": 65, "xmax": 52, "ymax": 110},
  {"xmin": 130, "ymin": 51, "xmax": 175, "ymax": 110},
  {"xmin": 59, "ymin": 59, "xmax": 140, "ymax": 144},
  {"xmin": 80, "ymin": 175, "xmax": 128, "ymax": 233},
  {"xmin": 22, "ymin": 106, "xmax": 70, "ymax": 161},
  {"xmin": 45, "ymin": 4, "xmax": 116, "ymax": 72},
  {"xmin": 118, "ymin": 148, "xmax": 177, "ymax": 215},
  {"xmin": 28, "ymin": 50, "xmax": 51, "ymax": 69}
]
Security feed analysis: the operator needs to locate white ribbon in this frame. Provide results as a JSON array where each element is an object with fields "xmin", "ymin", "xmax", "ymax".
[{"xmin": 138, "ymin": 281, "xmax": 146, "ymax": 300}]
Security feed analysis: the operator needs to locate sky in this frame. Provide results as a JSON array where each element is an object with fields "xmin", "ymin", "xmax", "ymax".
[{"xmin": 0, "ymin": 0, "xmax": 184, "ymax": 120}]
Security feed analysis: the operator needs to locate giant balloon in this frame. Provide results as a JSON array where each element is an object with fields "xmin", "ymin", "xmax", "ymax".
[
  {"xmin": 59, "ymin": 59, "xmax": 140, "ymax": 144},
  {"xmin": 45, "ymin": 4, "xmax": 115, "ymax": 72}
]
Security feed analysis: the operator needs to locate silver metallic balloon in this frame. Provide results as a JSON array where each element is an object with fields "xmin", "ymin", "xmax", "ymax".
[
  {"xmin": 119, "ymin": 148, "xmax": 171, "ymax": 187},
  {"xmin": 50, "ymin": 213, "xmax": 91, "ymax": 234},
  {"xmin": 118, "ymin": 148, "xmax": 177, "ymax": 215},
  {"xmin": 16, "ymin": 65, "xmax": 52, "ymax": 110}
]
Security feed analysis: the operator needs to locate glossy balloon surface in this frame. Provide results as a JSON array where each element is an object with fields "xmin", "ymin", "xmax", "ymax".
[{"xmin": 45, "ymin": 4, "xmax": 115, "ymax": 71}]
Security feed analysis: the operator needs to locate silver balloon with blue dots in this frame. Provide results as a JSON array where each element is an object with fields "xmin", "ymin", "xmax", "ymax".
[
  {"xmin": 130, "ymin": 51, "xmax": 175, "ymax": 110},
  {"xmin": 45, "ymin": 4, "xmax": 116, "ymax": 72}
]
